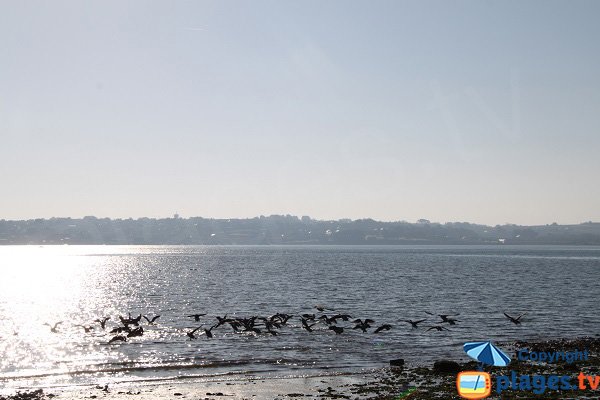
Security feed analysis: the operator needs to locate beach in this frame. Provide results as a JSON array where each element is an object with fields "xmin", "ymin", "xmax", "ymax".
[
  {"xmin": 1, "ymin": 374, "xmax": 386, "ymax": 400},
  {"xmin": 3, "ymin": 337, "xmax": 600, "ymax": 400}
]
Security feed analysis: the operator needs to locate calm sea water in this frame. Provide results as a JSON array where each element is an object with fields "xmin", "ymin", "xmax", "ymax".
[{"xmin": 1, "ymin": 245, "xmax": 599, "ymax": 390}]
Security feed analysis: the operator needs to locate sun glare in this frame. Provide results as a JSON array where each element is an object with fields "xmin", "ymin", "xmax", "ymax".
[{"xmin": 0, "ymin": 246, "xmax": 97, "ymax": 380}]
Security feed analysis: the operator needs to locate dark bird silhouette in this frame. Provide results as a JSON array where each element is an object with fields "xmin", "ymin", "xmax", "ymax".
[
  {"xmin": 353, "ymin": 318, "xmax": 375, "ymax": 325},
  {"xmin": 301, "ymin": 314, "xmax": 316, "ymax": 321},
  {"xmin": 187, "ymin": 313, "xmax": 207, "ymax": 322},
  {"xmin": 425, "ymin": 312, "xmax": 460, "ymax": 322},
  {"xmin": 261, "ymin": 319, "xmax": 281, "ymax": 331},
  {"xmin": 402, "ymin": 319, "xmax": 428, "ymax": 328},
  {"xmin": 143, "ymin": 315, "xmax": 160, "ymax": 324},
  {"xmin": 318, "ymin": 315, "xmax": 337, "ymax": 325},
  {"xmin": 439, "ymin": 315, "xmax": 460, "ymax": 325},
  {"xmin": 439, "ymin": 313, "xmax": 459, "ymax": 319},
  {"xmin": 131, "ymin": 314, "xmax": 142, "ymax": 325},
  {"xmin": 204, "ymin": 325, "xmax": 216, "ymax": 338},
  {"xmin": 228, "ymin": 321, "xmax": 241, "ymax": 332},
  {"xmin": 110, "ymin": 326, "xmax": 131, "ymax": 334},
  {"xmin": 427, "ymin": 325, "xmax": 451, "ymax": 332},
  {"xmin": 238, "ymin": 316, "xmax": 259, "ymax": 333},
  {"xmin": 328, "ymin": 326, "xmax": 344, "ymax": 334},
  {"xmin": 352, "ymin": 319, "xmax": 374, "ymax": 332},
  {"xmin": 270, "ymin": 313, "xmax": 293, "ymax": 325},
  {"xmin": 331, "ymin": 314, "xmax": 352, "ymax": 322},
  {"xmin": 127, "ymin": 327, "xmax": 144, "ymax": 338},
  {"xmin": 504, "ymin": 312, "xmax": 527, "ymax": 325},
  {"xmin": 352, "ymin": 319, "xmax": 373, "ymax": 333},
  {"xmin": 374, "ymin": 324, "xmax": 392, "ymax": 333},
  {"xmin": 442, "ymin": 317, "xmax": 460, "ymax": 325},
  {"xmin": 94, "ymin": 317, "xmax": 110, "ymax": 329},
  {"xmin": 44, "ymin": 322, "xmax": 63, "ymax": 333},
  {"xmin": 108, "ymin": 335, "xmax": 127, "ymax": 344},
  {"xmin": 214, "ymin": 315, "xmax": 232, "ymax": 328},
  {"xmin": 245, "ymin": 326, "xmax": 262, "ymax": 334},
  {"xmin": 301, "ymin": 318, "xmax": 316, "ymax": 332},
  {"xmin": 119, "ymin": 314, "xmax": 141, "ymax": 327},
  {"xmin": 187, "ymin": 326, "xmax": 202, "ymax": 340}
]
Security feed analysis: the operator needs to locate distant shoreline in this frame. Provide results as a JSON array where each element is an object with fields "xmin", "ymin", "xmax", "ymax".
[
  {"xmin": 1, "ymin": 215, "xmax": 600, "ymax": 246},
  {"xmin": 3, "ymin": 242, "xmax": 600, "ymax": 245}
]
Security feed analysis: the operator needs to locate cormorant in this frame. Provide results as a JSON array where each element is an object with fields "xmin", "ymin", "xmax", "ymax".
[
  {"xmin": 402, "ymin": 319, "xmax": 427, "ymax": 328},
  {"xmin": 374, "ymin": 324, "xmax": 392, "ymax": 333},
  {"xmin": 143, "ymin": 315, "xmax": 160, "ymax": 324},
  {"xmin": 329, "ymin": 326, "xmax": 344, "ymax": 334},
  {"xmin": 504, "ymin": 312, "xmax": 527, "ymax": 325},
  {"xmin": 187, "ymin": 313, "xmax": 207, "ymax": 322}
]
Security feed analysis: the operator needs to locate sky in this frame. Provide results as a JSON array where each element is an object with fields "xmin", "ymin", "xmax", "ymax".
[{"xmin": 1, "ymin": 1, "xmax": 599, "ymax": 225}]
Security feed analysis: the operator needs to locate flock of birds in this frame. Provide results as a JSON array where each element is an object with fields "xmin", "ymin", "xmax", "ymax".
[{"xmin": 29, "ymin": 306, "xmax": 529, "ymax": 345}]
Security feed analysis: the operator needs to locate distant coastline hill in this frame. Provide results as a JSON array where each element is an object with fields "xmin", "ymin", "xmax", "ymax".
[{"xmin": 1, "ymin": 215, "xmax": 600, "ymax": 245}]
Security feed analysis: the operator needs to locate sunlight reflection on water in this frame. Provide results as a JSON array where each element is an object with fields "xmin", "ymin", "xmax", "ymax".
[{"xmin": 1, "ymin": 245, "xmax": 599, "ymax": 390}]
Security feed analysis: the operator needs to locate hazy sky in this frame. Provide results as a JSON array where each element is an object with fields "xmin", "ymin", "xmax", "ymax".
[{"xmin": 1, "ymin": 1, "xmax": 599, "ymax": 225}]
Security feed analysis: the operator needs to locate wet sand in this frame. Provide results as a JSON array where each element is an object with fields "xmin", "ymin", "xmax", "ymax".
[{"xmin": 1, "ymin": 373, "xmax": 391, "ymax": 400}]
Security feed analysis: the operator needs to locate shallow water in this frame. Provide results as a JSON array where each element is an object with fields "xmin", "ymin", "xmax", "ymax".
[{"xmin": 0, "ymin": 245, "xmax": 599, "ymax": 390}]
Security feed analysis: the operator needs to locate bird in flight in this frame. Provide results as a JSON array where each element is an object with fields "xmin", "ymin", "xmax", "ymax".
[
  {"xmin": 108, "ymin": 335, "xmax": 127, "ymax": 344},
  {"xmin": 143, "ymin": 315, "xmax": 161, "ymax": 324},
  {"xmin": 187, "ymin": 314, "xmax": 207, "ymax": 322},
  {"xmin": 187, "ymin": 326, "xmax": 203, "ymax": 340},
  {"xmin": 328, "ymin": 326, "xmax": 344, "ymax": 334},
  {"xmin": 374, "ymin": 324, "xmax": 392, "ymax": 333},
  {"xmin": 330, "ymin": 314, "xmax": 352, "ymax": 322},
  {"xmin": 402, "ymin": 319, "xmax": 428, "ymax": 328},
  {"xmin": 94, "ymin": 317, "xmax": 110, "ymax": 329},
  {"xmin": 441, "ymin": 317, "xmax": 460, "ymax": 325},
  {"xmin": 127, "ymin": 327, "xmax": 144, "ymax": 338},
  {"xmin": 425, "ymin": 312, "xmax": 460, "ymax": 321},
  {"xmin": 427, "ymin": 325, "xmax": 451, "ymax": 332},
  {"xmin": 203, "ymin": 325, "xmax": 216, "ymax": 339},
  {"xmin": 352, "ymin": 319, "xmax": 374, "ymax": 333},
  {"xmin": 44, "ymin": 322, "xmax": 63, "ymax": 333},
  {"xmin": 214, "ymin": 315, "xmax": 232, "ymax": 328},
  {"xmin": 504, "ymin": 312, "xmax": 527, "ymax": 325},
  {"xmin": 301, "ymin": 318, "xmax": 316, "ymax": 332}
]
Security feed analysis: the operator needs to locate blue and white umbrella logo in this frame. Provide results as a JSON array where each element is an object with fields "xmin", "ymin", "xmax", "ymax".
[{"xmin": 463, "ymin": 341, "xmax": 511, "ymax": 367}]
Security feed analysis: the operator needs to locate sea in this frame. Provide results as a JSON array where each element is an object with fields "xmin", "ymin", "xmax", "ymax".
[{"xmin": 0, "ymin": 245, "xmax": 599, "ymax": 391}]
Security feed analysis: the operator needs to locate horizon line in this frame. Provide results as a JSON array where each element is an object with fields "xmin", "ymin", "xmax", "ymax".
[{"xmin": 1, "ymin": 214, "xmax": 598, "ymax": 228}]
